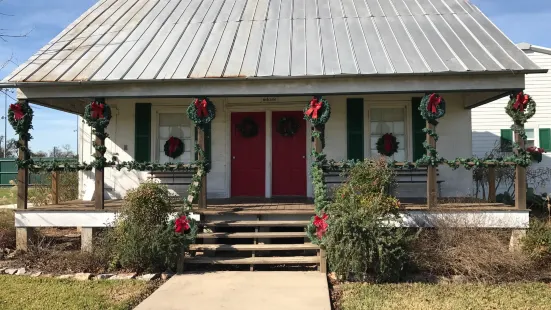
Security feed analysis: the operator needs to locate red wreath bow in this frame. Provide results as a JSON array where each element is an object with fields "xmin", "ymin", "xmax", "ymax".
[
  {"xmin": 305, "ymin": 97, "xmax": 323, "ymax": 119},
  {"xmin": 91, "ymin": 102, "xmax": 104, "ymax": 119},
  {"xmin": 175, "ymin": 215, "xmax": 190, "ymax": 233},
  {"xmin": 167, "ymin": 137, "xmax": 180, "ymax": 157},
  {"xmin": 9, "ymin": 103, "xmax": 24, "ymax": 121},
  {"xmin": 383, "ymin": 134, "xmax": 394, "ymax": 153},
  {"xmin": 513, "ymin": 92, "xmax": 529, "ymax": 112},
  {"xmin": 313, "ymin": 213, "xmax": 329, "ymax": 239},
  {"xmin": 426, "ymin": 93, "xmax": 441, "ymax": 114},
  {"xmin": 194, "ymin": 99, "xmax": 208, "ymax": 118}
]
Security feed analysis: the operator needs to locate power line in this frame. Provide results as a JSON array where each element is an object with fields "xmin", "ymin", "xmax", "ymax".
[{"xmin": 0, "ymin": 89, "xmax": 15, "ymax": 101}]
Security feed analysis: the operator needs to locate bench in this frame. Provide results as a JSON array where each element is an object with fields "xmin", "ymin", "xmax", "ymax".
[
  {"xmin": 324, "ymin": 167, "xmax": 444, "ymax": 198},
  {"xmin": 148, "ymin": 171, "xmax": 194, "ymax": 197}
]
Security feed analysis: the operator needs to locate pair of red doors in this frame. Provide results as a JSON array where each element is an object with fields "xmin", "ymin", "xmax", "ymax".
[{"xmin": 231, "ymin": 111, "xmax": 306, "ymax": 197}]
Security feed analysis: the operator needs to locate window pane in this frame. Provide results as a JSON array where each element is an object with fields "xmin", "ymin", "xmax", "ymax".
[
  {"xmin": 158, "ymin": 113, "xmax": 192, "ymax": 163},
  {"xmin": 525, "ymin": 129, "xmax": 534, "ymax": 140},
  {"xmin": 393, "ymin": 121, "xmax": 405, "ymax": 134}
]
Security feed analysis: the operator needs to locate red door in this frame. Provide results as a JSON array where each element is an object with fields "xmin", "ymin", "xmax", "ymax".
[
  {"xmin": 272, "ymin": 111, "xmax": 307, "ymax": 196},
  {"xmin": 231, "ymin": 112, "xmax": 266, "ymax": 197}
]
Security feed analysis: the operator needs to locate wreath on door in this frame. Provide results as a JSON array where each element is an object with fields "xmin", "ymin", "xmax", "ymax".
[
  {"xmin": 164, "ymin": 136, "xmax": 184, "ymax": 159},
  {"xmin": 376, "ymin": 133, "xmax": 399, "ymax": 157},
  {"xmin": 276, "ymin": 116, "xmax": 300, "ymax": 137},
  {"xmin": 237, "ymin": 117, "xmax": 259, "ymax": 138}
]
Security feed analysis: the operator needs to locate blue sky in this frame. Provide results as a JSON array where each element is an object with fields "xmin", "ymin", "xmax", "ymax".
[{"xmin": 0, "ymin": 0, "xmax": 550, "ymax": 153}]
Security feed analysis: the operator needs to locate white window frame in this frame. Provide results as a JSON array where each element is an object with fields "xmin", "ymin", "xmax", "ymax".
[
  {"xmin": 365, "ymin": 102, "xmax": 412, "ymax": 161},
  {"xmin": 151, "ymin": 106, "xmax": 195, "ymax": 163}
]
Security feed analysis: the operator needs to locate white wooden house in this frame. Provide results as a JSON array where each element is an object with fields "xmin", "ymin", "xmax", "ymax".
[
  {"xmin": 472, "ymin": 43, "xmax": 551, "ymax": 194},
  {"xmin": 1, "ymin": 0, "xmax": 543, "ymax": 267}
]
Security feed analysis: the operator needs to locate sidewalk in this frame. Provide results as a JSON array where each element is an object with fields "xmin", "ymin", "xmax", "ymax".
[{"xmin": 134, "ymin": 271, "xmax": 331, "ymax": 310}]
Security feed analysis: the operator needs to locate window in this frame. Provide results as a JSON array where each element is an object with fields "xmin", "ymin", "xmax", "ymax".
[
  {"xmin": 524, "ymin": 129, "xmax": 535, "ymax": 148},
  {"xmin": 369, "ymin": 108, "xmax": 406, "ymax": 162},
  {"xmin": 157, "ymin": 113, "xmax": 192, "ymax": 163}
]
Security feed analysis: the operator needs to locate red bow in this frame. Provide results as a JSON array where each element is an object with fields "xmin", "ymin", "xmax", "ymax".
[
  {"xmin": 513, "ymin": 92, "xmax": 529, "ymax": 112},
  {"xmin": 383, "ymin": 134, "xmax": 393, "ymax": 153},
  {"xmin": 305, "ymin": 97, "xmax": 323, "ymax": 119},
  {"xmin": 313, "ymin": 213, "xmax": 328, "ymax": 239},
  {"xmin": 175, "ymin": 215, "xmax": 190, "ymax": 233},
  {"xmin": 194, "ymin": 99, "xmax": 208, "ymax": 118},
  {"xmin": 167, "ymin": 137, "xmax": 180, "ymax": 158},
  {"xmin": 426, "ymin": 93, "xmax": 441, "ymax": 114},
  {"xmin": 9, "ymin": 103, "xmax": 24, "ymax": 121},
  {"xmin": 91, "ymin": 102, "xmax": 104, "ymax": 119}
]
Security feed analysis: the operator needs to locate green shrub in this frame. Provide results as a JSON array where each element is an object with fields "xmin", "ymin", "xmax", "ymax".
[
  {"xmin": 324, "ymin": 159, "xmax": 413, "ymax": 282},
  {"xmin": 106, "ymin": 182, "xmax": 196, "ymax": 272},
  {"xmin": 523, "ymin": 219, "xmax": 551, "ymax": 264}
]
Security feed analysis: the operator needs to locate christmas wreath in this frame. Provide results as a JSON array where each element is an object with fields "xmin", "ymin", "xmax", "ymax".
[
  {"xmin": 8, "ymin": 100, "xmax": 33, "ymax": 142},
  {"xmin": 276, "ymin": 116, "xmax": 300, "ymax": 137},
  {"xmin": 505, "ymin": 92, "xmax": 536, "ymax": 126},
  {"xmin": 83, "ymin": 99, "xmax": 111, "ymax": 130},
  {"xmin": 376, "ymin": 133, "xmax": 399, "ymax": 157},
  {"xmin": 304, "ymin": 96, "xmax": 331, "ymax": 126},
  {"xmin": 187, "ymin": 97, "xmax": 216, "ymax": 127},
  {"xmin": 237, "ymin": 117, "xmax": 259, "ymax": 138},
  {"xmin": 164, "ymin": 136, "xmax": 184, "ymax": 159},
  {"xmin": 419, "ymin": 93, "xmax": 445, "ymax": 124},
  {"xmin": 527, "ymin": 146, "xmax": 545, "ymax": 163}
]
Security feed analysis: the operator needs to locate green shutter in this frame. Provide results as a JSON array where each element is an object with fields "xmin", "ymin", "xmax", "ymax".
[
  {"xmin": 539, "ymin": 128, "xmax": 551, "ymax": 151},
  {"xmin": 195, "ymin": 124, "xmax": 212, "ymax": 163},
  {"xmin": 135, "ymin": 103, "xmax": 151, "ymax": 162},
  {"xmin": 500, "ymin": 129, "xmax": 513, "ymax": 152},
  {"xmin": 347, "ymin": 98, "xmax": 364, "ymax": 160},
  {"xmin": 411, "ymin": 97, "xmax": 425, "ymax": 161}
]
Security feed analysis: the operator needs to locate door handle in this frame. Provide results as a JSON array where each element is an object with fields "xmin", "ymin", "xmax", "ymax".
[
  {"xmin": 232, "ymin": 156, "xmax": 235, "ymax": 160},
  {"xmin": 302, "ymin": 156, "xmax": 306, "ymax": 159}
]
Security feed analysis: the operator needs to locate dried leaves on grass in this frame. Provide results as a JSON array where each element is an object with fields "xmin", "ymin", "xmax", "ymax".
[
  {"xmin": 0, "ymin": 210, "xmax": 15, "ymax": 249},
  {"xmin": 411, "ymin": 227, "xmax": 533, "ymax": 282},
  {"xmin": 336, "ymin": 282, "xmax": 551, "ymax": 310},
  {"xmin": 0, "ymin": 275, "xmax": 156, "ymax": 310}
]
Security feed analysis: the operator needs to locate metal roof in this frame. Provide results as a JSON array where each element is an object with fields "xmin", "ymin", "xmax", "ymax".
[
  {"xmin": 517, "ymin": 42, "xmax": 551, "ymax": 56},
  {"xmin": 2, "ymin": 0, "xmax": 544, "ymax": 84}
]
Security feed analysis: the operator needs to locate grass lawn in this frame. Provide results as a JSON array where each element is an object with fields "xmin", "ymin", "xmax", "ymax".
[
  {"xmin": 0, "ymin": 275, "xmax": 155, "ymax": 310},
  {"xmin": 337, "ymin": 282, "xmax": 551, "ymax": 310}
]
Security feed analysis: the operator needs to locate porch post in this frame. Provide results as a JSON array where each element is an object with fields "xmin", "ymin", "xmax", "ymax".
[
  {"xmin": 51, "ymin": 171, "xmax": 60, "ymax": 205},
  {"xmin": 16, "ymin": 100, "xmax": 32, "ymax": 251},
  {"xmin": 488, "ymin": 166, "xmax": 496, "ymax": 202},
  {"xmin": 312, "ymin": 125, "xmax": 326, "ymax": 273},
  {"xmin": 514, "ymin": 129, "xmax": 527, "ymax": 209},
  {"xmin": 94, "ymin": 134, "xmax": 105, "ymax": 210},
  {"xmin": 426, "ymin": 121, "xmax": 437, "ymax": 208},
  {"xmin": 197, "ymin": 127, "xmax": 207, "ymax": 209}
]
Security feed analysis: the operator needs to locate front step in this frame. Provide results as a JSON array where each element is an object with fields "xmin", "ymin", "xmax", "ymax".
[
  {"xmin": 204, "ymin": 220, "xmax": 310, "ymax": 227},
  {"xmin": 190, "ymin": 243, "xmax": 318, "ymax": 251},
  {"xmin": 185, "ymin": 256, "xmax": 320, "ymax": 265},
  {"xmin": 197, "ymin": 231, "xmax": 307, "ymax": 239}
]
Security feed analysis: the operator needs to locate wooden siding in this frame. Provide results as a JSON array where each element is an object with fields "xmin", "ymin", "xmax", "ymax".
[{"xmin": 472, "ymin": 49, "xmax": 551, "ymax": 192}]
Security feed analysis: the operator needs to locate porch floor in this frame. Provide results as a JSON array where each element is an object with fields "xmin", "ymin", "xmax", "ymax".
[{"xmin": 16, "ymin": 197, "xmax": 518, "ymax": 212}]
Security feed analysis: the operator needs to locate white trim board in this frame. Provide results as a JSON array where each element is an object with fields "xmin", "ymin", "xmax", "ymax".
[{"xmin": 15, "ymin": 210, "xmax": 529, "ymax": 229}]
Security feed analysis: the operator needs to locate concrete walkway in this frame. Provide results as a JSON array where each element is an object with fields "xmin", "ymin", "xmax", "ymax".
[{"xmin": 134, "ymin": 271, "xmax": 331, "ymax": 310}]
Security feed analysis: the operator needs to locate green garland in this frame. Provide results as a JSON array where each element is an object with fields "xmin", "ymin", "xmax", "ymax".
[
  {"xmin": 187, "ymin": 98, "xmax": 216, "ymax": 128},
  {"xmin": 304, "ymin": 96, "xmax": 331, "ymax": 126},
  {"xmin": 83, "ymin": 99, "xmax": 111, "ymax": 131},
  {"xmin": 419, "ymin": 93, "xmax": 445, "ymax": 125}
]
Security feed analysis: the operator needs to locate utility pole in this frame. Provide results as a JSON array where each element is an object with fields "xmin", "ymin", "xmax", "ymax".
[{"xmin": 4, "ymin": 91, "xmax": 6, "ymax": 158}]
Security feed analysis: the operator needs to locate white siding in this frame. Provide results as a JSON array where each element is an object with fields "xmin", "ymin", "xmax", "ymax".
[
  {"xmin": 472, "ymin": 49, "xmax": 551, "ymax": 193},
  {"xmin": 79, "ymin": 94, "xmax": 473, "ymax": 200}
]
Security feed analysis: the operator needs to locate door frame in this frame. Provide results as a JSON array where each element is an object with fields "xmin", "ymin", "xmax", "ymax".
[{"xmin": 225, "ymin": 103, "xmax": 312, "ymax": 198}]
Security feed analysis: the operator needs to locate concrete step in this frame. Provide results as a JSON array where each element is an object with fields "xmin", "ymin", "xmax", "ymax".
[
  {"xmin": 197, "ymin": 231, "xmax": 307, "ymax": 239},
  {"xmin": 190, "ymin": 243, "xmax": 318, "ymax": 251},
  {"xmin": 204, "ymin": 220, "xmax": 310, "ymax": 227},
  {"xmin": 193, "ymin": 209, "xmax": 315, "ymax": 215},
  {"xmin": 185, "ymin": 256, "xmax": 320, "ymax": 265}
]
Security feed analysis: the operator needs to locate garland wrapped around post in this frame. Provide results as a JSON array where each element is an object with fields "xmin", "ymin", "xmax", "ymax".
[
  {"xmin": 304, "ymin": 96, "xmax": 332, "ymax": 247},
  {"xmin": 83, "ymin": 99, "xmax": 112, "ymax": 170},
  {"xmin": 9, "ymin": 100, "xmax": 34, "ymax": 169},
  {"xmin": 416, "ymin": 93, "xmax": 445, "ymax": 167}
]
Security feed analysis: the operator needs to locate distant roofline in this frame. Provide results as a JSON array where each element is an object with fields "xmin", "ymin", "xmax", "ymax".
[{"xmin": 517, "ymin": 43, "xmax": 551, "ymax": 55}]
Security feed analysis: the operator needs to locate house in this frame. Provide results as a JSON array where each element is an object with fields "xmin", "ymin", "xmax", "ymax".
[
  {"xmin": 472, "ymin": 43, "xmax": 551, "ymax": 194},
  {"xmin": 1, "ymin": 0, "xmax": 542, "ymax": 267}
]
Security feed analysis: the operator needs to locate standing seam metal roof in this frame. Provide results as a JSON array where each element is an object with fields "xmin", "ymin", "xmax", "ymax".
[{"xmin": 2, "ymin": 0, "xmax": 543, "ymax": 83}]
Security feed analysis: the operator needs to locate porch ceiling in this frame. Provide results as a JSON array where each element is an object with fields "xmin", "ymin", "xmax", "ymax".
[{"xmin": 1, "ymin": 0, "xmax": 545, "ymax": 87}]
